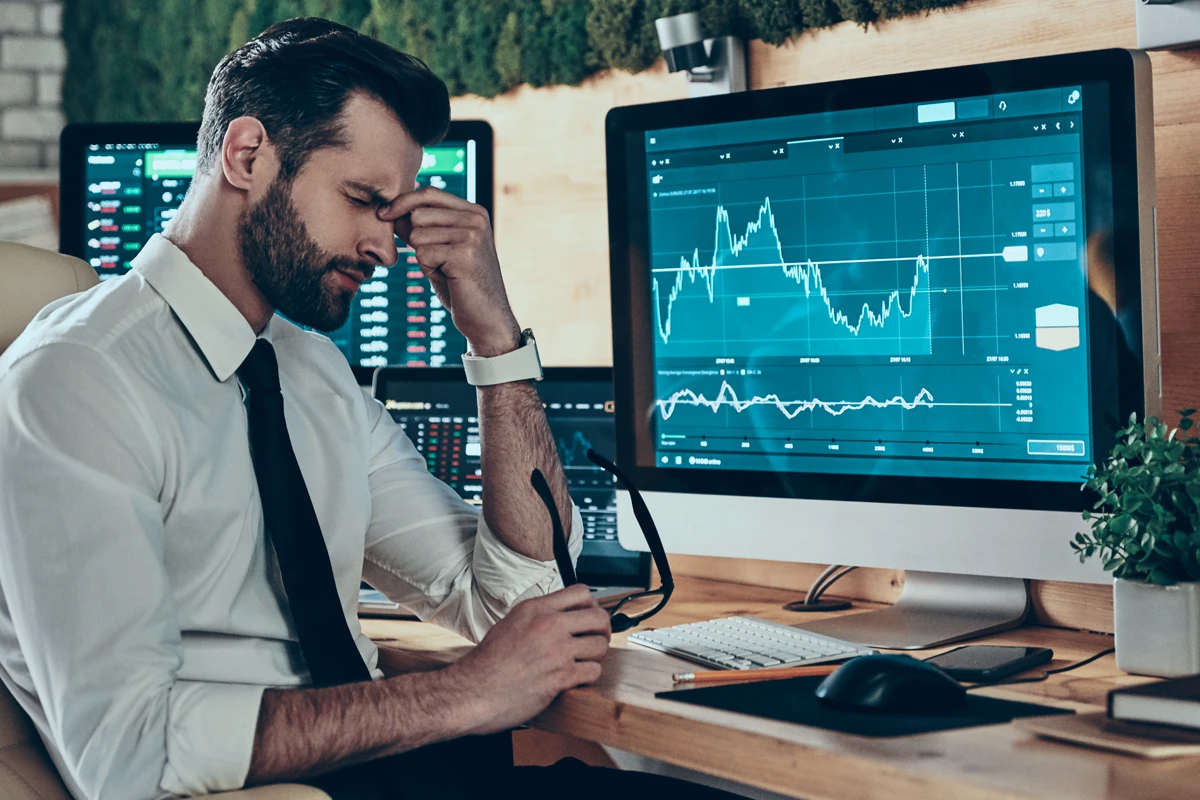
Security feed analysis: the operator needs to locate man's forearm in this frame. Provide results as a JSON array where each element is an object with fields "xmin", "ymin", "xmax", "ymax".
[
  {"xmin": 477, "ymin": 375, "xmax": 573, "ymax": 562},
  {"xmin": 245, "ymin": 667, "xmax": 486, "ymax": 786}
]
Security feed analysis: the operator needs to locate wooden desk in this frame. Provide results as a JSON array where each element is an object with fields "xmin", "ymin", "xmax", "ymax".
[{"xmin": 362, "ymin": 577, "xmax": 1197, "ymax": 800}]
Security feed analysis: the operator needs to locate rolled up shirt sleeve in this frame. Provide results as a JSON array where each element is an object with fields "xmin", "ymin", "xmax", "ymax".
[
  {"xmin": 360, "ymin": 389, "xmax": 583, "ymax": 643},
  {"xmin": 0, "ymin": 344, "xmax": 264, "ymax": 799},
  {"xmin": 159, "ymin": 681, "xmax": 266, "ymax": 796}
]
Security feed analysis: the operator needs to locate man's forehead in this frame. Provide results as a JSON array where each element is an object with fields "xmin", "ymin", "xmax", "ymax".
[{"xmin": 329, "ymin": 94, "xmax": 424, "ymax": 193}]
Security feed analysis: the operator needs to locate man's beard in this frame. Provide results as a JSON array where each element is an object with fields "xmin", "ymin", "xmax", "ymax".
[{"xmin": 237, "ymin": 177, "xmax": 373, "ymax": 333}]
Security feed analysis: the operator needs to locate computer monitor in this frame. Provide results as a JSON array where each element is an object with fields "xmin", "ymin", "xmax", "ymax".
[
  {"xmin": 605, "ymin": 49, "xmax": 1158, "ymax": 648},
  {"xmin": 58, "ymin": 120, "xmax": 494, "ymax": 382},
  {"xmin": 371, "ymin": 366, "xmax": 651, "ymax": 593}
]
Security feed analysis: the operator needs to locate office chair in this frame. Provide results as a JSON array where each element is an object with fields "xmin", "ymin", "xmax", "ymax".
[{"xmin": 0, "ymin": 241, "xmax": 329, "ymax": 798}]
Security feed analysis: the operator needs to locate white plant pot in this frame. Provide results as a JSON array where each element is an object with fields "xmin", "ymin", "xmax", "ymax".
[{"xmin": 1114, "ymin": 578, "xmax": 1200, "ymax": 677}]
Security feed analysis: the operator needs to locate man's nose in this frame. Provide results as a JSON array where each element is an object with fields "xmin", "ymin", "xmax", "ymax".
[{"xmin": 359, "ymin": 222, "xmax": 399, "ymax": 268}]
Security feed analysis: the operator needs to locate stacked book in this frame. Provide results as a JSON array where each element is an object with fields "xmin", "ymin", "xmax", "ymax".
[
  {"xmin": 1108, "ymin": 676, "xmax": 1200, "ymax": 731},
  {"xmin": 1018, "ymin": 675, "xmax": 1200, "ymax": 758}
]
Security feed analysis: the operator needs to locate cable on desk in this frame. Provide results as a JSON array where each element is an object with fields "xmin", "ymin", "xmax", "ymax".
[
  {"xmin": 965, "ymin": 647, "xmax": 1116, "ymax": 691},
  {"xmin": 784, "ymin": 565, "xmax": 858, "ymax": 612}
]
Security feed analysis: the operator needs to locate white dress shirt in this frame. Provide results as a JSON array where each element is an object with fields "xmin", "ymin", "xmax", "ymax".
[{"xmin": 0, "ymin": 235, "xmax": 581, "ymax": 800}]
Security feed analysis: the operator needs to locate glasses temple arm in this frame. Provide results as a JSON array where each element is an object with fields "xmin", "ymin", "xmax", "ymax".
[
  {"xmin": 585, "ymin": 449, "xmax": 674, "ymax": 590},
  {"xmin": 531, "ymin": 468, "xmax": 577, "ymax": 587}
]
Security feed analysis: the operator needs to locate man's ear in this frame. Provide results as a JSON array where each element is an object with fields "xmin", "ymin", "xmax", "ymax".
[{"xmin": 221, "ymin": 117, "xmax": 277, "ymax": 193}]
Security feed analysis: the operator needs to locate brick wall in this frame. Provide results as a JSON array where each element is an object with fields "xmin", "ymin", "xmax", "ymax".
[{"xmin": 0, "ymin": 1, "xmax": 63, "ymax": 170}]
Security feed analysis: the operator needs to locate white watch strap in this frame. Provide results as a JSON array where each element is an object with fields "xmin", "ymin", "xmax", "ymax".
[{"xmin": 462, "ymin": 329, "xmax": 544, "ymax": 386}]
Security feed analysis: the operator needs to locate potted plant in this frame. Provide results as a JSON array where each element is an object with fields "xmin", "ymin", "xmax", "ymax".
[{"xmin": 1073, "ymin": 410, "xmax": 1200, "ymax": 677}]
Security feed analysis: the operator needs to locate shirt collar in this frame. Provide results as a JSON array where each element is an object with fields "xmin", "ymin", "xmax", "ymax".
[{"xmin": 132, "ymin": 234, "xmax": 259, "ymax": 383}]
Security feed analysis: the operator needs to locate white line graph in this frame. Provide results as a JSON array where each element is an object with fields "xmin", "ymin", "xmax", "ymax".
[
  {"xmin": 653, "ymin": 196, "xmax": 949, "ymax": 346},
  {"xmin": 655, "ymin": 380, "xmax": 1013, "ymax": 421}
]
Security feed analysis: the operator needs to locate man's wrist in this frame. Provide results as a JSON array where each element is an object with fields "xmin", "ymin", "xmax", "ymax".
[
  {"xmin": 466, "ymin": 320, "xmax": 522, "ymax": 358},
  {"xmin": 438, "ymin": 659, "xmax": 499, "ymax": 736}
]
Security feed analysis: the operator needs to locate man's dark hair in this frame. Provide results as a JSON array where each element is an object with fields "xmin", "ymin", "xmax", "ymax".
[{"xmin": 196, "ymin": 18, "xmax": 450, "ymax": 180}]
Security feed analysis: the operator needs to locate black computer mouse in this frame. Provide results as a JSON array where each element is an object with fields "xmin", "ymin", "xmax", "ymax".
[{"xmin": 815, "ymin": 654, "xmax": 966, "ymax": 713}]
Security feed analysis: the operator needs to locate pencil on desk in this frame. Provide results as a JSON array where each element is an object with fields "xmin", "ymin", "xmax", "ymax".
[{"xmin": 674, "ymin": 663, "xmax": 842, "ymax": 684}]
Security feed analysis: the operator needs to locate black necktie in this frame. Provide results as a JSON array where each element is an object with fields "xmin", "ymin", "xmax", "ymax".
[{"xmin": 239, "ymin": 339, "xmax": 371, "ymax": 687}]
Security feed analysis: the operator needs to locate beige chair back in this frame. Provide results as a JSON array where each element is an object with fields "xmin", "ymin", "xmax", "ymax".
[{"xmin": 0, "ymin": 241, "xmax": 98, "ymax": 355}]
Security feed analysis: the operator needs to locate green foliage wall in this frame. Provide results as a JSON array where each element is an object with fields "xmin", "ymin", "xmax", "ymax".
[{"xmin": 63, "ymin": 0, "xmax": 966, "ymax": 123}]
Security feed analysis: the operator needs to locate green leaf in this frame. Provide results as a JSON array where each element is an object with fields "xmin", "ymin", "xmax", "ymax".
[
  {"xmin": 1149, "ymin": 568, "xmax": 1177, "ymax": 586},
  {"xmin": 1072, "ymin": 403, "xmax": 1200, "ymax": 575}
]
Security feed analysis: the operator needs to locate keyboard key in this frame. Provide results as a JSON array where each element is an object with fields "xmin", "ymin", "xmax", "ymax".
[{"xmin": 746, "ymin": 656, "xmax": 783, "ymax": 666}]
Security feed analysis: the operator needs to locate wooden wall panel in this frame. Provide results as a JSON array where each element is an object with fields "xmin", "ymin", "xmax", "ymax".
[
  {"xmin": 450, "ymin": 68, "xmax": 687, "ymax": 367},
  {"xmin": 450, "ymin": 0, "xmax": 1199, "ymax": 633}
]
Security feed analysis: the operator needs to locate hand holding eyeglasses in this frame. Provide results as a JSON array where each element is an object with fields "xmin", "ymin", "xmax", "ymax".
[
  {"xmin": 448, "ymin": 450, "xmax": 674, "ymax": 735},
  {"xmin": 531, "ymin": 449, "xmax": 674, "ymax": 634},
  {"xmin": 450, "ymin": 583, "xmax": 611, "ymax": 735}
]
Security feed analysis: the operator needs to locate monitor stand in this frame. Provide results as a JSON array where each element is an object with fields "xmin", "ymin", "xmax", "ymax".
[{"xmin": 793, "ymin": 571, "xmax": 1030, "ymax": 650}]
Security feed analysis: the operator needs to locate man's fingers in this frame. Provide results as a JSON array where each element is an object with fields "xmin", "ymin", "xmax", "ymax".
[
  {"xmin": 392, "ymin": 215, "xmax": 414, "ymax": 243},
  {"xmin": 572, "ymin": 633, "xmax": 611, "ymax": 663},
  {"xmin": 568, "ymin": 661, "xmax": 603, "ymax": 688},
  {"xmin": 407, "ymin": 226, "xmax": 471, "ymax": 247},
  {"xmin": 380, "ymin": 186, "xmax": 476, "ymax": 221},
  {"xmin": 539, "ymin": 583, "xmax": 597, "ymax": 612},
  {"xmin": 562, "ymin": 606, "xmax": 612, "ymax": 637},
  {"xmin": 409, "ymin": 207, "xmax": 486, "ymax": 230},
  {"xmin": 411, "ymin": 244, "xmax": 453, "ymax": 270}
]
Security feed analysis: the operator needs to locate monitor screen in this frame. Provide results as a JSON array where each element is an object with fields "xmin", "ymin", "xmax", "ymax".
[
  {"xmin": 641, "ymin": 88, "xmax": 1094, "ymax": 484},
  {"xmin": 59, "ymin": 121, "xmax": 493, "ymax": 377},
  {"xmin": 374, "ymin": 367, "xmax": 646, "ymax": 584},
  {"xmin": 609, "ymin": 51, "xmax": 1152, "ymax": 514}
]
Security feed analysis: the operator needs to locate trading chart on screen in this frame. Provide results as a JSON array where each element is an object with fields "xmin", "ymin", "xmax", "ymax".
[{"xmin": 644, "ymin": 88, "xmax": 1094, "ymax": 483}]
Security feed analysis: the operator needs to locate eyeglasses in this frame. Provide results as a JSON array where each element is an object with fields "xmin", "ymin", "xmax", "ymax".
[{"xmin": 530, "ymin": 449, "xmax": 673, "ymax": 633}]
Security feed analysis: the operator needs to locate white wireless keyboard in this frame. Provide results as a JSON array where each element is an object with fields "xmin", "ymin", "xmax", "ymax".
[{"xmin": 629, "ymin": 616, "xmax": 874, "ymax": 670}]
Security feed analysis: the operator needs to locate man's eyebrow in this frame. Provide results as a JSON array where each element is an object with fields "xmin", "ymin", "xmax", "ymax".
[{"xmin": 343, "ymin": 180, "xmax": 394, "ymax": 205}]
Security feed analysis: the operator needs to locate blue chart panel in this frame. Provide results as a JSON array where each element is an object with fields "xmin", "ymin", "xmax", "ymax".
[
  {"xmin": 650, "ymin": 163, "xmax": 1011, "ymax": 360},
  {"xmin": 646, "ymin": 106, "xmax": 1096, "ymax": 483}
]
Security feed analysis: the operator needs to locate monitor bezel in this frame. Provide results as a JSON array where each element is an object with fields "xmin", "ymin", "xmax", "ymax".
[
  {"xmin": 59, "ymin": 119, "xmax": 496, "ymax": 385},
  {"xmin": 448, "ymin": 119, "xmax": 494, "ymax": 227},
  {"xmin": 371, "ymin": 365, "xmax": 652, "ymax": 588},
  {"xmin": 606, "ymin": 48, "xmax": 1151, "ymax": 515}
]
